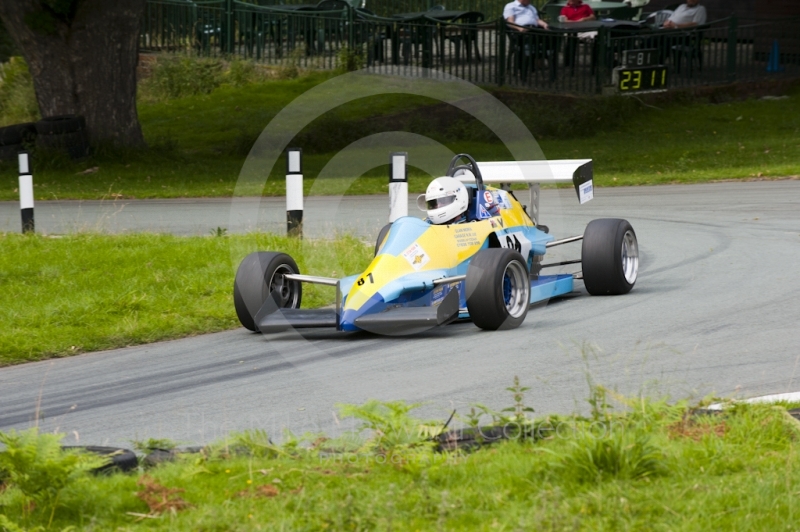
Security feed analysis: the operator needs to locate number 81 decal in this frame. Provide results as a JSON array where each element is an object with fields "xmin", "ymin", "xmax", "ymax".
[
  {"xmin": 357, "ymin": 272, "xmax": 374, "ymax": 286},
  {"xmin": 498, "ymin": 231, "xmax": 532, "ymax": 259}
]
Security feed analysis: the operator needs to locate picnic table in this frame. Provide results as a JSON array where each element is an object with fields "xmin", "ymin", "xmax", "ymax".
[{"xmin": 392, "ymin": 9, "xmax": 482, "ymax": 22}]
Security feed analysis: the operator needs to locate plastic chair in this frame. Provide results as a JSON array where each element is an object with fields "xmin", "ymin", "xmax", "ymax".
[
  {"xmin": 644, "ymin": 9, "xmax": 673, "ymax": 28},
  {"xmin": 354, "ymin": 7, "xmax": 389, "ymax": 62},
  {"xmin": 442, "ymin": 11, "xmax": 485, "ymax": 63},
  {"xmin": 505, "ymin": 24, "xmax": 559, "ymax": 82},
  {"xmin": 671, "ymin": 26, "xmax": 706, "ymax": 75},
  {"xmin": 316, "ymin": 0, "xmax": 349, "ymax": 10}
]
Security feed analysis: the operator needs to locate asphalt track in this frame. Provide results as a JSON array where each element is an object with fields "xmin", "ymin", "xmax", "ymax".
[{"xmin": 1, "ymin": 181, "xmax": 799, "ymax": 448}]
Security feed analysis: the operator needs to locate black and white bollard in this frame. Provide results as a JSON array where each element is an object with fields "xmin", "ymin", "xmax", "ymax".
[
  {"xmin": 18, "ymin": 152, "xmax": 34, "ymax": 233},
  {"xmin": 389, "ymin": 152, "xmax": 408, "ymax": 223},
  {"xmin": 286, "ymin": 148, "xmax": 303, "ymax": 238}
]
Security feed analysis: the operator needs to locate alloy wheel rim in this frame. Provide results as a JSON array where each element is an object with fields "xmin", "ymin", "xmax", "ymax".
[
  {"xmin": 621, "ymin": 230, "xmax": 639, "ymax": 285},
  {"xmin": 502, "ymin": 260, "xmax": 530, "ymax": 318},
  {"xmin": 269, "ymin": 265, "xmax": 300, "ymax": 308}
]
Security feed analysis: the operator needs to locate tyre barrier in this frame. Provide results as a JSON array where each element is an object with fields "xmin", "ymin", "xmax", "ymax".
[
  {"xmin": 142, "ymin": 446, "xmax": 204, "ymax": 468},
  {"xmin": 0, "ymin": 122, "xmax": 36, "ymax": 161},
  {"xmin": 61, "ymin": 445, "xmax": 138, "ymax": 474},
  {"xmin": 35, "ymin": 115, "xmax": 90, "ymax": 159}
]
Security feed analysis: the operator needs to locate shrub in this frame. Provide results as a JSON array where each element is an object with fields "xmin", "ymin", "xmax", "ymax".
[
  {"xmin": 0, "ymin": 56, "xmax": 39, "ymax": 126},
  {"xmin": 225, "ymin": 59, "xmax": 265, "ymax": 87},
  {"xmin": 138, "ymin": 56, "xmax": 224, "ymax": 102},
  {"xmin": 336, "ymin": 45, "xmax": 364, "ymax": 73}
]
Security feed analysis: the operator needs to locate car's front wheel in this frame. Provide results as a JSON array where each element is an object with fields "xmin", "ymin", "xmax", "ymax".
[
  {"xmin": 233, "ymin": 252, "xmax": 302, "ymax": 331},
  {"xmin": 466, "ymin": 248, "xmax": 530, "ymax": 331},
  {"xmin": 581, "ymin": 218, "xmax": 638, "ymax": 295}
]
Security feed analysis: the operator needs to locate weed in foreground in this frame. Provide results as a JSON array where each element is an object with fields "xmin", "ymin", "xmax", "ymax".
[
  {"xmin": 130, "ymin": 438, "xmax": 178, "ymax": 454},
  {"xmin": 4, "ymin": 390, "xmax": 800, "ymax": 529},
  {"xmin": 0, "ymin": 429, "xmax": 107, "ymax": 527},
  {"xmin": 333, "ymin": 400, "xmax": 442, "ymax": 456},
  {"xmin": 555, "ymin": 429, "xmax": 666, "ymax": 484}
]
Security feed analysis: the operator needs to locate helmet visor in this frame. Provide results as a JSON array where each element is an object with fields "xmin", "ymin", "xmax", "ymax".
[{"xmin": 426, "ymin": 195, "xmax": 457, "ymax": 210}]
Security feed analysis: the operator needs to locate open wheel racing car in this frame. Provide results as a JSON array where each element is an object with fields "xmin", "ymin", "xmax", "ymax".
[{"xmin": 234, "ymin": 154, "xmax": 639, "ymax": 335}]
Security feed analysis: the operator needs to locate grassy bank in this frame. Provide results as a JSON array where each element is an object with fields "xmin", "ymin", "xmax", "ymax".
[
  {"xmin": 0, "ymin": 58, "xmax": 798, "ymax": 200},
  {"xmin": 0, "ymin": 232, "xmax": 373, "ymax": 366},
  {"xmin": 2, "ymin": 389, "xmax": 800, "ymax": 531}
]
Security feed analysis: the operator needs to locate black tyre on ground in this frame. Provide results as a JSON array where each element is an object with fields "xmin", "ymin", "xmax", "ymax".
[
  {"xmin": 35, "ymin": 115, "xmax": 89, "ymax": 159},
  {"xmin": 466, "ymin": 248, "xmax": 530, "ymax": 331},
  {"xmin": 0, "ymin": 143, "xmax": 22, "ymax": 161},
  {"xmin": 374, "ymin": 223, "xmax": 392, "ymax": 256},
  {"xmin": 0, "ymin": 122, "xmax": 36, "ymax": 161},
  {"xmin": 35, "ymin": 115, "xmax": 85, "ymax": 135},
  {"xmin": 581, "ymin": 218, "xmax": 639, "ymax": 295},
  {"xmin": 61, "ymin": 446, "xmax": 138, "ymax": 473},
  {"xmin": 0, "ymin": 122, "xmax": 36, "ymax": 146},
  {"xmin": 233, "ymin": 252, "xmax": 302, "ymax": 331}
]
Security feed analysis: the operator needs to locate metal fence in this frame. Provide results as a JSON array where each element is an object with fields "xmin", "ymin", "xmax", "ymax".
[
  {"xmin": 140, "ymin": 0, "xmax": 800, "ymax": 95},
  {"xmin": 242, "ymin": 0, "xmax": 514, "ymax": 19}
]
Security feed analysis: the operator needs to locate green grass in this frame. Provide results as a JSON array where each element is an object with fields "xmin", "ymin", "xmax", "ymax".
[
  {"xmin": 3, "ymin": 395, "xmax": 800, "ymax": 531},
  {"xmin": 1, "ymin": 72, "xmax": 799, "ymax": 201},
  {"xmin": 0, "ymin": 232, "xmax": 373, "ymax": 366}
]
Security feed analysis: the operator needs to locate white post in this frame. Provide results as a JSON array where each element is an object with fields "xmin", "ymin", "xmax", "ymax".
[
  {"xmin": 389, "ymin": 152, "xmax": 408, "ymax": 223},
  {"xmin": 286, "ymin": 148, "xmax": 303, "ymax": 238},
  {"xmin": 18, "ymin": 152, "xmax": 33, "ymax": 234},
  {"xmin": 528, "ymin": 183, "xmax": 540, "ymax": 227}
]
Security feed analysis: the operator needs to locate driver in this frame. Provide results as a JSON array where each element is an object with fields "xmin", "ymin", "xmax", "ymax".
[{"xmin": 418, "ymin": 177, "xmax": 469, "ymax": 225}]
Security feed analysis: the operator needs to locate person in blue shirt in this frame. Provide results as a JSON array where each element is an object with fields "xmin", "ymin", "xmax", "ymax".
[{"xmin": 503, "ymin": 0, "xmax": 549, "ymax": 31}]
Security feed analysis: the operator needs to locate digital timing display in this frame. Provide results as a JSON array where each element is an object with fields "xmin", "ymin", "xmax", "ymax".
[
  {"xmin": 622, "ymin": 49, "xmax": 658, "ymax": 68},
  {"xmin": 616, "ymin": 66, "xmax": 668, "ymax": 92}
]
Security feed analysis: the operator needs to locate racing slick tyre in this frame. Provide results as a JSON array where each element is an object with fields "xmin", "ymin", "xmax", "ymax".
[
  {"xmin": 374, "ymin": 223, "xmax": 392, "ymax": 256},
  {"xmin": 466, "ymin": 249, "xmax": 530, "ymax": 331},
  {"xmin": 581, "ymin": 218, "xmax": 638, "ymax": 295},
  {"xmin": 234, "ymin": 252, "xmax": 302, "ymax": 332}
]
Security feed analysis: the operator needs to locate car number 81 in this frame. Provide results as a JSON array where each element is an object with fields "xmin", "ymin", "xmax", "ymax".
[{"xmin": 498, "ymin": 231, "xmax": 532, "ymax": 259}]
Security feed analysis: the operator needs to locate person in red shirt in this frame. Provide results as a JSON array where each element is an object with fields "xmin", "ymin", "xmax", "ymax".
[{"xmin": 560, "ymin": 0, "xmax": 596, "ymax": 22}]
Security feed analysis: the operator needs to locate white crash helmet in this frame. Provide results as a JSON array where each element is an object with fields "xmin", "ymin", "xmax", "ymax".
[{"xmin": 417, "ymin": 176, "xmax": 469, "ymax": 225}]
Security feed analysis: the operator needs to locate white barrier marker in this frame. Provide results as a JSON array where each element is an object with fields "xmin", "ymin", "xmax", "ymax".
[
  {"xmin": 389, "ymin": 152, "xmax": 408, "ymax": 223},
  {"xmin": 18, "ymin": 152, "xmax": 34, "ymax": 233},
  {"xmin": 286, "ymin": 148, "xmax": 303, "ymax": 238}
]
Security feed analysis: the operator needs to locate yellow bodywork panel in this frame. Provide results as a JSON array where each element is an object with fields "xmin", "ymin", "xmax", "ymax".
[{"xmin": 344, "ymin": 187, "xmax": 535, "ymax": 312}]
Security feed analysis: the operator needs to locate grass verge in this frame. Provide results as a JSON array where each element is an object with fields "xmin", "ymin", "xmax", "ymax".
[
  {"xmin": 2, "ymin": 386, "xmax": 800, "ymax": 531},
  {"xmin": 0, "ymin": 66, "xmax": 798, "ymax": 200},
  {"xmin": 0, "ymin": 232, "xmax": 373, "ymax": 366}
]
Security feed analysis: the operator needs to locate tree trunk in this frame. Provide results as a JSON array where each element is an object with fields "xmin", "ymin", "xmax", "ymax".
[{"xmin": 0, "ymin": 0, "xmax": 146, "ymax": 148}]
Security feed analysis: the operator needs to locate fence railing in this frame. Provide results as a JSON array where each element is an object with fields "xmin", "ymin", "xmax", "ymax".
[{"xmin": 140, "ymin": 1, "xmax": 800, "ymax": 95}]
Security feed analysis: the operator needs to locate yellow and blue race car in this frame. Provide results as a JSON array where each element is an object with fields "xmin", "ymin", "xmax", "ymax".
[{"xmin": 234, "ymin": 154, "xmax": 639, "ymax": 335}]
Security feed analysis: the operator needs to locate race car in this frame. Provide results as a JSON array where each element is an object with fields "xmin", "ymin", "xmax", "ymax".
[{"xmin": 233, "ymin": 154, "xmax": 639, "ymax": 335}]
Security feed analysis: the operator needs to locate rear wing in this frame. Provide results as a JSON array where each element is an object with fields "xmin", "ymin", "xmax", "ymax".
[{"xmin": 454, "ymin": 159, "xmax": 594, "ymax": 225}]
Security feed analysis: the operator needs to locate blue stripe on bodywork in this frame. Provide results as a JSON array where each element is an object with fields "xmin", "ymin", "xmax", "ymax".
[
  {"xmin": 340, "ymin": 277, "xmax": 466, "ymax": 332},
  {"xmin": 530, "ymin": 274, "xmax": 574, "ymax": 304}
]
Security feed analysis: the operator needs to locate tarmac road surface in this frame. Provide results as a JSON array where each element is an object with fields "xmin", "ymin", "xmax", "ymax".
[{"xmin": 1, "ymin": 181, "xmax": 799, "ymax": 448}]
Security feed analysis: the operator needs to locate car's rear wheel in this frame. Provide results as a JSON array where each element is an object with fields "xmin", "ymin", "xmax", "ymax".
[
  {"xmin": 233, "ymin": 252, "xmax": 302, "ymax": 331},
  {"xmin": 466, "ymin": 249, "xmax": 530, "ymax": 331},
  {"xmin": 581, "ymin": 218, "xmax": 638, "ymax": 295}
]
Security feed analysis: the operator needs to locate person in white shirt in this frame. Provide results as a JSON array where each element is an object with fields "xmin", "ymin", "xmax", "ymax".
[
  {"xmin": 504, "ymin": 0, "xmax": 549, "ymax": 31},
  {"xmin": 663, "ymin": 0, "xmax": 707, "ymax": 28}
]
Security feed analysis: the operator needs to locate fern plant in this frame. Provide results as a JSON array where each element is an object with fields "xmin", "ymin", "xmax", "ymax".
[
  {"xmin": 335, "ymin": 400, "xmax": 440, "ymax": 454},
  {"xmin": 0, "ymin": 428, "xmax": 106, "ymax": 526}
]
